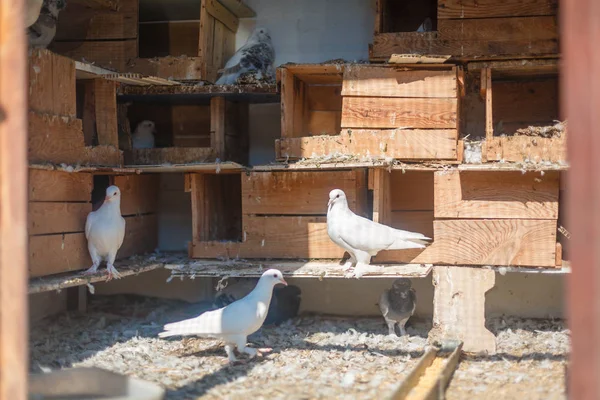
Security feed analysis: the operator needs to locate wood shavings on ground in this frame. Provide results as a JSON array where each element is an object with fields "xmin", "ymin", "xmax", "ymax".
[
  {"xmin": 515, "ymin": 120, "xmax": 567, "ymax": 138},
  {"xmin": 30, "ymin": 295, "xmax": 568, "ymax": 399}
]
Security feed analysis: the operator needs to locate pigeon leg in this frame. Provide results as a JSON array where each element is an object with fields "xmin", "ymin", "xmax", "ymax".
[
  {"xmin": 105, "ymin": 251, "xmax": 122, "ymax": 281},
  {"xmin": 241, "ymin": 346, "xmax": 258, "ymax": 359},
  {"xmin": 398, "ymin": 318, "xmax": 409, "ymax": 336},
  {"xmin": 342, "ymin": 255, "xmax": 356, "ymax": 271},
  {"xmin": 83, "ymin": 248, "xmax": 101, "ymax": 276},
  {"xmin": 224, "ymin": 344, "xmax": 238, "ymax": 363},
  {"xmin": 385, "ymin": 318, "xmax": 397, "ymax": 336}
]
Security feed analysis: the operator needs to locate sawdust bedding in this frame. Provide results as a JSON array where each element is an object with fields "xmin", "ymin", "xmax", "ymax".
[{"xmin": 30, "ymin": 295, "xmax": 568, "ymax": 399}]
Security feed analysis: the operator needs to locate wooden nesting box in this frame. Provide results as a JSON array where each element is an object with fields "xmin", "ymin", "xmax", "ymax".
[
  {"xmin": 188, "ymin": 169, "xmax": 368, "ymax": 259},
  {"xmin": 276, "ymin": 64, "xmax": 461, "ymax": 162},
  {"xmin": 28, "ymin": 49, "xmax": 122, "ymax": 166},
  {"xmin": 478, "ymin": 62, "xmax": 566, "ymax": 163},
  {"xmin": 28, "ymin": 170, "xmax": 159, "ymax": 278},
  {"xmin": 123, "ymin": 96, "xmax": 248, "ymax": 165},
  {"xmin": 371, "ymin": 0, "xmax": 559, "ymax": 61},
  {"xmin": 373, "ymin": 169, "xmax": 560, "ymax": 267}
]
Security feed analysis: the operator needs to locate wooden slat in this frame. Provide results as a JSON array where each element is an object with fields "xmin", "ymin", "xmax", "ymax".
[
  {"xmin": 438, "ymin": 17, "xmax": 557, "ymax": 42},
  {"xmin": 438, "ymin": 0, "xmax": 558, "ymax": 19},
  {"xmin": 224, "ymin": 101, "xmax": 249, "ymax": 165},
  {"xmin": 307, "ymin": 111, "xmax": 341, "ymax": 136},
  {"xmin": 342, "ymin": 66, "xmax": 457, "ymax": 98},
  {"xmin": 190, "ymin": 174, "xmax": 208, "ymax": 243},
  {"xmin": 341, "ymin": 97, "xmax": 457, "ymax": 129},
  {"xmin": 119, "ymin": 214, "xmax": 158, "ymax": 258},
  {"xmin": 205, "ymin": 0, "xmax": 239, "ymax": 32},
  {"xmin": 50, "ymin": 40, "xmax": 138, "ymax": 71},
  {"xmin": 172, "ymin": 105, "xmax": 212, "ymax": 148},
  {"xmin": 217, "ymin": 0, "xmax": 256, "ymax": 18},
  {"xmin": 307, "ymin": 85, "xmax": 342, "ymax": 110},
  {"xmin": 482, "ymin": 67, "xmax": 493, "ymax": 141},
  {"xmin": 280, "ymin": 68, "xmax": 295, "ymax": 138},
  {"xmin": 28, "ymin": 49, "xmax": 76, "ymax": 117},
  {"xmin": 28, "ymin": 111, "xmax": 86, "ymax": 164},
  {"xmin": 390, "ymin": 211, "xmax": 434, "ymax": 239},
  {"xmin": 434, "ymin": 170, "xmax": 559, "ymax": 219},
  {"xmin": 242, "ymin": 170, "xmax": 361, "ymax": 215},
  {"xmin": 391, "ymin": 171, "xmax": 434, "ymax": 211},
  {"xmin": 211, "ymin": 21, "xmax": 226, "ymax": 68},
  {"xmin": 124, "ymin": 56, "xmax": 204, "ymax": 81},
  {"xmin": 556, "ymin": 242, "xmax": 562, "ymax": 267},
  {"xmin": 210, "ymin": 96, "xmax": 226, "ymax": 159},
  {"xmin": 93, "ymin": 79, "xmax": 118, "ymax": 146},
  {"xmin": 126, "ymin": 147, "xmax": 213, "ymax": 165},
  {"xmin": 29, "ymin": 233, "xmax": 91, "ymax": 277},
  {"xmin": 486, "ymin": 135, "xmax": 567, "ymax": 163},
  {"xmin": 199, "ymin": 0, "xmax": 215, "ymax": 61},
  {"xmin": 372, "ymin": 169, "xmax": 391, "ymax": 224},
  {"xmin": 113, "ymin": 175, "xmax": 159, "ymax": 216},
  {"xmin": 29, "ymin": 169, "xmax": 93, "ymax": 202},
  {"xmin": 29, "ymin": 202, "xmax": 91, "ymax": 235}
]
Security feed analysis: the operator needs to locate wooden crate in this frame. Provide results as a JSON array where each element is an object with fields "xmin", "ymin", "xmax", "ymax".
[
  {"xmin": 371, "ymin": 0, "xmax": 559, "ymax": 61},
  {"xmin": 189, "ymin": 169, "xmax": 368, "ymax": 259},
  {"xmin": 123, "ymin": 96, "xmax": 248, "ymax": 165},
  {"xmin": 478, "ymin": 65, "xmax": 566, "ymax": 163},
  {"xmin": 373, "ymin": 169, "xmax": 560, "ymax": 267},
  {"xmin": 28, "ymin": 49, "xmax": 122, "ymax": 166},
  {"xmin": 276, "ymin": 64, "xmax": 461, "ymax": 162}
]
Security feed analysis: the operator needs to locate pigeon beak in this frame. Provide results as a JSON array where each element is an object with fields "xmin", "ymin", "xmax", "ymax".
[
  {"xmin": 279, "ymin": 277, "xmax": 288, "ymax": 286},
  {"xmin": 104, "ymin": 195, "xmax": 110, "ymax": 202},
  {"xmin": 327, "ymin": 199, "xmax": 333, "ymax": 209}
]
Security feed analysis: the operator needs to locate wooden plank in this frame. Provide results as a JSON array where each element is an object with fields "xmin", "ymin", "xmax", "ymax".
[
  {"xmin": 307, "ymin": 85, "xmax": 342, "ymax": 110},
  {"xmin": 434, "ymin": 170, "xmax": 560, "ymax": 219},
  {"xmin": 372, "ymin": 169, "xmax": 391, "ymax": 224},
  {"xmin": 205, "ymin": 0, "xmax": 238, "ymax": 32},
  {"xmin": 0, "ymin": 0, "xmax": 29, "ymax": 395},
  {"xmin": 341, "ymin": 97, "xmax": 457, "ymax": 129},
  {"xmin": 224, "ymin": 100, "xmax": 249, "ymax": 165},
  {"xmin": 217, "ymin": 0, "xmax": 256, "ymax": 18},
  {"xmin": 390, "ymin": 211, "xmax": 434, "ymax": 239},
  {"xmin": 307, "ymin": 111, "xmax": 341, "ymax": 136},
  {"xmin": 391, "ymin": 171, "xmax": 434, "ymax": 211},
  {"xmin": 210, "ymin": 96, "xmax": 226, "ymax": 159},
  {"xmin": 242, "ymin": 170, "xmax": 361, "ymax": 215},
  {"xmin": 486, "ymin": 135, "xmax": 567, "ymax": 163},
  {"xmin": 211, "ymin": 21, "xmax": 226, "ymax": 68},
  {"xmin": 482, "ymin": 68, "xmax": 493, "ymax": 141},
  {"xmin": 190, "ymin": 174, "xmax": 208, "ymax": 243},
  {"xmin": 125, "ymin": 147, "xmax": 214, "ymax": 165},
  {"xmin": 29, "ymin": 233, "xmax": 91, "ymax": 277},
  {"xmin": 390, "ymin": 348, "xmax": 438, "ymax": 399},
  {"xmin": 49, "ymin": 40, "xmax": 138, "ymax": 71},
  {"xmin": 199, "ymin": 0, "xmax": 215, "ymax": 60},
  {"xmin": 113, "ymin": 175, "xmax": 159, "ymax": 216},
  {"xmin": 119, "ymin": 214, "xmax": 158, "ymax": 258},
  {"xmin": 29, "ymin": 202, "xmax": 91, "ymax": 235},
  {"xmin": 28, "ymin": 111, "xmax": 86, "ymax": 164},
  {"xmin": 438, "ymin": 0, "xmax": 558, "ymax": 19},
  {"xmin": 172, "ymin": 105, "xmax": 212, "ymax": 148},
  {"xmin": 124, "ymin": 56, "xmax": 204, "ymax": 81},
  {"xmin": 438, "ymin": 17, "xmax": 557, "ymax": 42},
  {"xmin": 82, "ymin": 144, "xmax": 123, "ymax": 166},
  {"xmin": 138, "ymin": 22, "xmax": 199, "ymax": 58},
  {"xmin": 52, "ymin": 49, "xmax": 77, "ymax": 117},
  {"xmin": 342, "ymin": 66, "xmax": 457, "ymax": 98},
  {"xmin": 556, "ymin": 242, "xmax": 562, "ymax": 267},
  {"xmin": 280, "ymin": 68, "xmax": 295, "ymax": 138},
  {"xmin": 93, "ymin": 79, "xmax": 118, "ymax": 146},
  {"xmin": 28, "ymin": 49, "xmax": 76, "ymax": 117},
  {"xmin": 29, "ymin": 169, "xmax": 93, "ymax": 202}
]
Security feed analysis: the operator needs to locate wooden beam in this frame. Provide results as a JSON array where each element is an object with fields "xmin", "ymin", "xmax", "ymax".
[
  {"xmin": 210, "ymin": 96, "xmax": 226, "ymax": 159},
  {"xmin": 93, "ymin": 79, "xmax": 118, "ymax": 147},
  {"xmin": 0, "ymin": 0, "xmax": 28, "ymax": 396},
  {"xmin": 438, "ymin": 0, "xmax": 558, "ymax": 19},
  {"xmin": 205, "ymin": 0, "xmax": 239, "ymax": 33},
  {"xmin": 280, "ymin": 68, "xmax": 295, "ymax": 138},
  {"xmin": 482, "ymin": 67, "xmax": 494, "ymax": 142},
  {"xmin": 190, "ymin": 174, "xmax": 208, "ymax": 243},
  {"xmin": 372, "ymin": 169, "xmax": 391, "ymax": 224},
  {"xmin": 217, "ymin": 0, "xmax": 256, "ymax": 18}
]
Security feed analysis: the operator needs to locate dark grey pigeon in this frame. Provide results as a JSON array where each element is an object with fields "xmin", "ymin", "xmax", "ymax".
[{"xmin": 379, "ymin": 278, "xmax": 416, "ymax": 336}]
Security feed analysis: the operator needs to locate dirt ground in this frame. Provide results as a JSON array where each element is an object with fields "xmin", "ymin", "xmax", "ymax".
[{"xmin": 30, "ymin": 294, "xmax": 568, "ymax": 399}]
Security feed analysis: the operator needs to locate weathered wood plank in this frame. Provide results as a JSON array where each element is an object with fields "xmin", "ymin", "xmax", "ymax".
[
  {"xmin": 341, "ymin": 97, "xmax": 457, "ymax": 129},
  {"xmin": 190, "ymin": 174, "xmax": 208, "ymax": 243},
  {"xmin": 93, "ymin": 79, "xmax": 118, "ymax": 147},
  {"xmin": 372, "ymin": 169, "xmax": 391, "ymax": 224},
  {"xmin": 482, "ymin": 67, "xmax": 493, "ymax": 141},
  {"xmin": 125, "ymin": 147, "xmax": 213, "ymax": 165},
  {"xmin": 307, "ymin": 111, "xmax": 341, "ymax": 136},
  {"xmin": 113, "ymin": 174, "xmax": 159, "ymax": 216},
  {"xmin": 124, "ymin": 56, "xmax": 205, "ymax": 81},
  {"xmin": 119, "ymin": 214, "xmax": 158, "ymax": 258},
  {"xmin": 307, "ymin": 85, "xmax": 342, "ymax": 110},
  {"xmin": 390, "ymin": 211, "xmax": 434, "ymax": 238},
  {"xmin": 242, "ymin": 170, "xmax": 362, "ymax": 215},
  {"xmin": 28, "ymin": 111, "xmax": 86, "ymax": 164},
  {"xmin": 210, "ymin": 96, "xmax": 226, "ymax": 159},
  {"xmin": 280, "ymin": 68, "xmax": 295, "ymax": 139},
  {"xmin": 438, "ymin": 0, "xmax": 557, "ymax": 19},
  {"xmin": 342, "ymin": 66, "xmax": 457, "ymax": 98},
  {"xmin": 434, "ymin": 170, "xmax": 559, "ymax": 219},
  {"xmin": 29, "ymin": 202, "xmax": 91, "ymax": 235},
  {"xmin": 486, "ymin": 135, "xmax": 567, "ymax": 163},
  {"xmin": 28, "ymin": 49, "xmax": 76, "ymax": 117},
  {"xmin": 50, "ymin": 40, "xmax": 138, "ymax": 71},
  {"xmin": 217, "ymin": 0, "xmax": 256, "ymax": 18},
  {"xmin": 438, "ymin": 17, "xmax": 557, "ymax": 42},
  {"xmin": 29, "ymin": 169, "xmax": 93, "ymax": 202},
  {"xmin": 29, "ymin": 233, "xmax": 91, "ymax": 277},
  {"xmin": 205, "ymin": 0, "xmax": 239, "ymax": 33},
  {"xmin": 391, "ymin": 171, "xmax": 435, "ymax": 211}
]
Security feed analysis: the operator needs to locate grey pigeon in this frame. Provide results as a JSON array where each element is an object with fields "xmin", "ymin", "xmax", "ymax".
[
  {"xmin": 28, "ymin": 0, "xmax": 66, "ymax": 48},
  {"xmin": 416, "ymin": 17, "xmax": 433, "ymax": 32},
  {"xmin": 379, "ymin": 278, "xmax": 416, "ymax": 336},
  {"xmin": 327, "ymin": 189, "xmax": 431, "ymax": 278},
  {"xmin": 159, "ymin": 269, "xmax": 287, "ymax": 363},
  {"xmin": 131, "ymin": 120, "xmax": 156, "ymax": 149},
  {"xmin": 215, "ymin": 26, "xmax": 275, "ymax": 85},
  {"xmin": 26, "ymin": 0, "xmax": 45, "ymax": 28},
  {"xmin": 84, "ymin": 185, "xmax": 126, "ymax": 281}
]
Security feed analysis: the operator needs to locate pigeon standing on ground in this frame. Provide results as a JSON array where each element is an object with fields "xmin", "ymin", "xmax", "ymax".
[
  {"xmin": 159, "ymin": 269, "xmax": 288, "ymax": 363},
  {"xmin": 131, "ymin": 120, "xmax": 156, "ymax": 149},
  {"xmin": 214, "ymin": 278, "xmax": 302, "ymax": 325},
  {"xmin": 379, "ymin": 278, "xmax": 417, "ymax": 336},
  {"xmin": 327, "ymin": 189, "xmax": 431, "ymax": 278},
  {"xmin": 28, "ymin": 0, "xmax": 66, "ymax": 48},
  {"xmin": 215, "ymin": 27, "xmax": 275, "ymax": 85},
  {"xmin": 416, "ymin": 17, "xmax": 433, "ymax": 32},
  {"xmin": 84, "ymin": 185, "xmax": 126, "ymax": 281}
]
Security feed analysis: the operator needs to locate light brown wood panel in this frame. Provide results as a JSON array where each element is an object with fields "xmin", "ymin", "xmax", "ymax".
[
  {"xmin": 124, "ymin": 56, "xmax": 204, "ymax": 81},
  {"xmin": 211, "ymin": 97, "xmax": 226, "ymax": 158},
  {"xmin": 342, "ymin": 66, "xmax": 457, "ymax": 98},
  {"xmin": 50, "ymin": 40, "xmax": 138, "ymax": 71},
  {"xmin": 83, "ymin": 144, "xmax": 123, "ymax": 166},
  {"xmin": 126, "ymin": 147, "xmax": 214, "ymax": 165},
  {"xmin": 280, "ymin": 68, "xmax": 295, "ymax": 138},
  {"xmin": 28, "ymin": 112, "xmax": 86, "ymax": 164},
  {"xmin": 434, "ymin": 170, "xmax": 559, "ymax": 219},
  {"xmin": 172, "ymin": 105, "xmax": 211, "ymax": 148},
  {"xmin": 493, "ymin": 79, "xmax": 559, "ymax": 128},
  {"xmin": 390, "ymin": 211, "xmax": 434, "ymax": 238},
  {"xmin": 29, "ymin": 233, "xmax": 91, "ymax": 277},
  {"xmin": 438, "ymin": 17, "xmax": 557, "ymax": 42},
  {"xmin": 307, "ymin": 111, "xmax": 341, "ymax": 136},
  {"xmin": 486, "ymin": 136, "xmax": 567, "ymax": 163},
  {"xmin": 93, "ymin": 79, "xmax": 118, "ymax": 147},
  {"xmin": 28, "ymin": 49, "xmax": 76, "ymax": 117},
  {"xmin": 438, "ymin": 0, "xmax": 558, "ymax": 19},
  {"xmin": 119, "ymin": 214, "xmax": 158, "ymax": 258},
  {"xmin": 205, "ymin": 0, "xmax": 238, "ymax": 32},
  {"xmin": 242, "ymin": 170, "xmax": 363, "ymax": 215},
  {"xmin": 113, "ymin": 174, "xmax": 159, "ymax": 216},
  {"xmin": 390, "ymin": 171, "xmax": 434, "ymax": 211},
  {"xmin": 29, "ymin": 202, "xmax": 91, "ymax": 235},
  {"xmin": 306, "ymin": 85, "xmax": 342, "ymax": 110},
  {"xmin": 341, "ymin": 97, "xmax": 457, "ymax": 129},
  {"xmin": 29, "ymin": 169, "xmax": 93, "ymax": 202}
]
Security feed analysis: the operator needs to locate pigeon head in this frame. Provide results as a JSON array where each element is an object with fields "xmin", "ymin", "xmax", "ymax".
[
  {"xmin": 391, "ymin": 278, "xmax": 412, "ymax": 293},
  {"xmin": 137, "ymin": 120, "xmax": 156, "ymax": 134},
  {"xmin": 104, "ymin": 185, "xmax": 121, "ymax": 203},
  {"xmin": 260, "ymin": 269, "xmax": 287, "ymax": 287},
  {"xmin": 328, "ymin": 189, "xmax": 348, "ymax": 211},
  {"xmin": 251, "ymin": 26, "xmax": 271, "ymax": 42}
]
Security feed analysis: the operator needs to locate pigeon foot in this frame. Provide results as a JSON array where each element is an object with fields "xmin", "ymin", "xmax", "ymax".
[
  {"xmin": 83, "ymin": 264, "xmax": 99, "ymax": 276},
  {"xmin": 106, "ymin": 264, "xmax": 123, "ymax": 281}
]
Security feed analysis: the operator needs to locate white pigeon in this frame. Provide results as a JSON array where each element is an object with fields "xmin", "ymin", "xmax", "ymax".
[
  {"xmin": 84, "ymin": 185, "xmax": 126, "ymax": 281},
  {"xmin": 28, "ymin": 0, "xmax": 66, "ymax": 48},
  {"xmin": 379, "ymin": 278, "xmax": 416, "ymax": 336},
  {"xmin": 131, "ymin": 120, "xmax": 156, "ymax": 149},
  {"xmin": 215, "ymin": 26, "xmax": 275, "ymax": 85},
  {"xmin": 159, "ymin": 269, "xmax": 287, "ymax": 363},
  {"xmin": 327, "ymin": 189, "xmax": 431, "ymax": 278},
  {"xmin": 416, "ymin": 17, "xmax": 433, "ymax": 33}
]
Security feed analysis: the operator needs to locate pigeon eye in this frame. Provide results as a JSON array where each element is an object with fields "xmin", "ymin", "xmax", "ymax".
[{"xmin": 336, "ymin": 194, "xmax": 340, "ymax": 198}]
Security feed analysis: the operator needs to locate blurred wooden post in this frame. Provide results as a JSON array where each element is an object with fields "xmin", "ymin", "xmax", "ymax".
[
  {"xmin": 562, "ymin": 0, "xmax": 600, "ymax": 398},
  {"xmin": 0, "ymin": 0, "xmax": 29, "ymax": 398}
]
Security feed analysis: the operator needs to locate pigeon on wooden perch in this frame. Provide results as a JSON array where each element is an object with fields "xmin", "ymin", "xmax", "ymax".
[
  {"xmin": 326, "ymin": 189, "xmax": 431, "ymax": 279},
  {"xmin": 215, "ymin": 26, "xmax": 275, "ymax": 85},
  {"xmin": 379, "ymin": 278, "xmax": 416, "ymax": 336},
  {"xmin": 26, "ymin": 0, "xmax": 45, "ymax": 28},
  {"xmin": 416, "ymin": 17, "xmax": 433, "ymax": 32},
  {"xmin": 131, "ymin": 120, "xmax": 156, "ymax": 149},
  {"xmin": 27, "ymin": 0, "xmax": 67, "ymax": 48},
  {"xmin": 84, "ymin": 185, "xmax": 126, "ymax": 281},
  {"xmin": 159, "ymin": 269, "xmax": 287, "ymax": 363}
]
